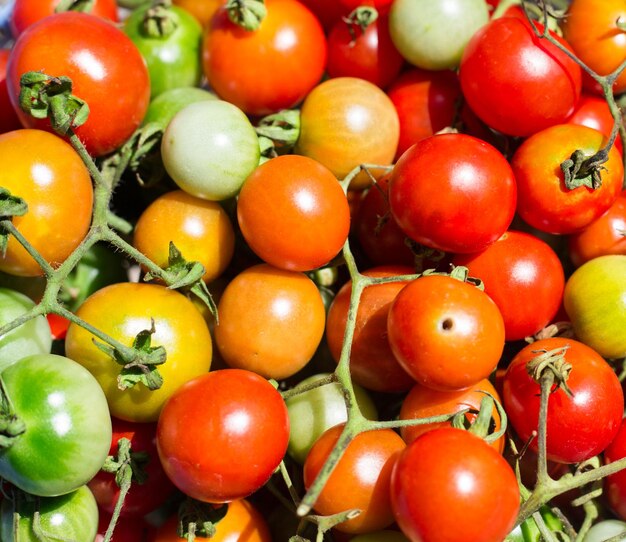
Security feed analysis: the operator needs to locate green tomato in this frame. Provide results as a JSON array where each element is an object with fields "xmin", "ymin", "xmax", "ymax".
[
  {"xmin": 161, "ymin": 100, "xmax": 261, "ymax": 201},
  {"xmin": 285, "ymin": 372, "xmax": 378, "ymax": 464},
  {"xmin": 389, "ymin": 0, "xmax": 489, "ymax": 70},
  {"xmin": 564, "ymin": 255, "xmax": 626, "ymax": 359},
  {"xmin": 0, "ymin": 485, "xmax": 99, "ymax": 542},
  {"xmin": 143, "ymin": 86, "xmax": 218, "ymax": 131},
  {"xmin": 124, "ymin": 4, "xmax": 203, "ymax": 98},
  {"xmin": 0, "ymin": 354, "xmax": 112, "ymax": 497},
  {"xmin": 0, "ymin": 287, "xmax": 51, "ymax": 372},
  {"xmin": 584, "ymin": 520, "xmax": 626, "ymax": 542}
]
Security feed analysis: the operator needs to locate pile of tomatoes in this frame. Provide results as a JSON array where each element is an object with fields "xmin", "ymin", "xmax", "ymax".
[{"xmin": 0, "ymin": 0, "xmax": 626, "ymax": 541}]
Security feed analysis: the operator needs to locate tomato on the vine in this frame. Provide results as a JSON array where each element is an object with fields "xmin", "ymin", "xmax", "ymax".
[
  {"xmin": 567, "ymin": 94, "xmax": 623, "ymax": 155},
  {"xmin": 604, "ymin": 418, "xmax": 626, "ymax": 522}
]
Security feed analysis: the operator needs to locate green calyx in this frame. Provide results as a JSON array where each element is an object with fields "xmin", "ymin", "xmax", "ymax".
[
  {"xmin": 561, "ymin": 148, "xmax": 608, "ymax": 190},
  {"xmin": 0, "ymin": 377, "xmax": 25, "ymax": 449},
  {"xmin": 54, "ymin": 0, "xmax": 96, "ymax": 13},
  {"xmin": 142, "ymin": 0, "xmax": 179, "ymax": 38},
  {"xmin": 226, "ymin": 0, "xmax": 267, "ymax": 31},
  {"xmin": 177, "ymin": 498, "xmax": 229, "ymax": 539}
]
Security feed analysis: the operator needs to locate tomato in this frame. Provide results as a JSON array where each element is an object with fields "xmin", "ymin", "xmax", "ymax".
[
  {"xmin": 459, "ymin": 17, "xmax": 582, "ymax": 137},
  {"xmin": 568, "ymin": 190, "xmax": 626, "ymax": 267},
  {"xmin": 567, "ymin": 94, "xmax": 623, "ymax": 155},
  {"xmin": 96, "ymin": 513, "xmax": 155, "ymax": 542},
  {"xmin": 142, "ymin": 86, "xmax": 218, "ymax": 130},
  {"xmin": 390, "ymin": 427, "xmax": 519, "ymax": 542},
  {"xmin": 124, "ymin": 4, "xmax": 203, "ymax": 98},
  {"xmin": 236, "ymin": 155, "xmax": 350, "ymax": 272},
  {"xmin": 0, "ymin": 485, "xmax": 99, "ymax": 542},
  {"xmin": 562, "ymin": 0, "xmax": 626, "ymax": 95},
  {"xmin": 0, "ymin": 49, "xmax": 20, "ymax": 134},
  {"xmin": 389, "ymin": 0, "xmax": 489, "ymax": 70},
  {"xmin": 326, "ymin": 266, "xmax": 416, "ymax": 393},
  {"xmin": 88, "ymin": 417, "xmax": 177, "ymax": 518},
  {"xmin": 584, "ymin": 520, "xmax": 626, "ymax": 542},
  {"xmin": 202, "ymin": 0, "xmax": 327, "ymax": 116},
  {"xmin": 7, "ymin": 12, "xmax": 150, "ymax": 157},
  {"xmin": 387, "ymin": 273, "xmax": 505, "ymax": 391},
  {"xmin": 172, "ymin": 0, "xmax": 226, "ymax": 27},
  {"xmin": 0, "ymin": 353, "xmax": 112, "ymax": 497},
  {"xmin": 339, "ymin": 0, "xmax": 393, "ymax": 15},
  {"xmin": 389, "ymin": 133, "xmax": 517, "ymax": 254},
  {"xmin": 512, "ymin": 124, "xmax": 623, "ymax": 235},
  {"xmin": 604, "ymin": 418, "xmax": 626, "ymax": 522},
  {"xmin": 156, "ymin": 368, "xmax": 290, "ymax": 503},
  {"xmin": 399, "ymin": 378, "xmax": 505, "ymax": 453},
  {"xmin": 296, "ymin": 0, "xmax": 345, "ymax": 32},
  {"xmin": 285, "ymin": 372, "xmax": 378, "ymax": 464},
  {"xmin": 47, "ymin": 313, "xmax": 70, "ymax": 340},
  {"xmin": 563, "ymin": 255, "xmax": 626, "ymax": 360},
  {"xmin": 303, "ymin": 424, "xmax": 406, "ymax": 534},
  {"xmin": 65, "ymin": 282, "xmax": 213, "ymax": 422},
  {"xmin": 214, "ymin": 264, "xmax": 326, "ymax": 380},
  {"xmin": 9, "ymin": 0, "xmax": 118, "ymax": 37},
  {"xmin": 452, "ymin": 230, "xmax": 565, "ymax": 341},
  {"xmin": 0, "ymin": 129, "xmax": 93, "ymax": 277},
  {"xmin": 502, "ymin": 337, "xmax": 624, "ymax": 464},
  {"xmin": 133, "ymin": 190, "xmax": 235, "ymax": 284},
  {"xmin": 0, "ymin": 287, "xmax": 51, "ymax": 371},
  {"xmin": 161, "ymin": 100, "xmax": 260, "ymax": 201},
  {"xmin": 294, "ymin": 77, "xmax": 400, "ymax": 190}
]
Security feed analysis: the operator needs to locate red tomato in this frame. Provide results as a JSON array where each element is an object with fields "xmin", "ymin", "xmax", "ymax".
[
  {"xmin": 296, "ymin": 0, "xmax": 345, "ymax": 32},
  {"xmin": 502, "ymin": 337, "xmax": 624, "ymax": 464},
  {"xmin": 390, "ymin": 427, "xmax": 520, "ymax": 542},
  {"xmin": 339, "ymin": 0, "xmax": 393, "ymax": 15},
  {"xmin": 389, "ymin": 133, "xmax": 517, "ymax": 254},
  {"xmin": 96, "ymin": 513, "xmax": 154, "ymax": 542},
  {"xmin": 0, "ymin": 50, "xmax": 20, "ymax": 134},
  {"xmin": 460, "ymin": 17, "xmax": 582, "ymax": 137},
  {"xmin": 387, "ymin": 273, "xmax": 505, "ymax": 391},
  {"xmin": 46, "ymin": 313, "xmax": 70, "ymax": 341},
  {"xmin": 604, "ymin": 418, "xmax": 626, "ymax": 521},
  {"xmin": 157, "ymin": 369, "xmax": 290, "ymax": 503},
  {"xmin": 202, "ymin": 0, "xmax": 327, "ymax": 116},
  {"xmin": 452, "ymin": 230, "xmax": 565, "ymax": 341},
  {"xmin": 567, "ymin": 94, "xmax": 623, "ymax": 155},
  {"xmin": 7, "ymin": 12, "xmax": 150, "ymax": 157}
]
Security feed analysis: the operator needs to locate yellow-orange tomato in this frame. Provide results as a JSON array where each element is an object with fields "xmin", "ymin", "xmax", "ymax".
[
  {"xmin": 172, "ymin": 0, "xmax": 226, "ymax": 27},
  {"xmin": 133, "ymin": 190, "xmax": 235, "ymax": 284},
  {"xmin": 65, "ymin": 282, "xmax": 212, "ymax": 422},
  {"xmin": 214, "ymin": 263, "xmax": 326, "ymax": 380},
  {"xmin": 0, "ymin": 129, "xmax": 93, "ymax": 277}
]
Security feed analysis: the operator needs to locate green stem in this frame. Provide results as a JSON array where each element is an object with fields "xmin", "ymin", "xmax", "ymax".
[
  {"xmin": 280, "ymin": 373, "xmax": 337, "ymax": 401},
  {"xmin": 0, "ymin": 221, "xmax": 55, "ymax": 277}
]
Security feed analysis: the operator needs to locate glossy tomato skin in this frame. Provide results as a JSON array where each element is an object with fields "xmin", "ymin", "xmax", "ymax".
[
  {"xmin": 0, "ymin": 354, "xmax": 112, "ymax": 497},
  {"xmin": 460, "ymin": 17, "xmax": 582, "ymax": 137},
  {"xmin": 0, "ymin": 50, "xmax": 20, "ymax": 134},
  {"xmin": 502, "ymin": 337, "xmax": 624, "ymax": 464},
  {"xmin": 172, "ymin": 0, "xmax": 226, "ymax": 27},
  {"xmin": 387, "ymin": 274, "xmax": 505, "ymax": 391},
  {"xmin": 604, "ymin": 418, "xmax": 626, "ymax": 522},
  {"xmin": 142, "ymin": 86, "xmax": 218, "ymax": 130},
  {"xmin": 65, "ymin": 282, "xmax": 213, "ymax": 422},
  {"xmin": 202, "ymin": 0, "xmax": 327, "ymax": 116},
  {"xmin": 7, "ymin": 12, "xmax": 150, "ymax": 157},
  {"xmin": 389, "ymin": 133, "xmax": 517, "ymax": 254},
  {"xmin": 512, "ymin": 124, "xmax": 623, "ymax": 235},
  {"xmin": 157, "ymin": 369, "xmax": 290, "ymax": 503},
  {"xmin": 0, "ymin": 129, "xmax": 93, "ymax": 277},
  {"xmin": 303, "ymin": 425, "xmax": 406, "ymax": 534},
  {"xmin": 452, "ymin": 230, "xmax": 565, "ymax": 341},
  {"xmin": 390, "ymin": 427, "xmax": 520, "ymax": 542}
]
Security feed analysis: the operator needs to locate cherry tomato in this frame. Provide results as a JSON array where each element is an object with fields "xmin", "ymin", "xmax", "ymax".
[
  {"xmin": 567, "ymin": 94, "xmax": 623, "ymax": 155},
  {"xmin": 172, "ymin": 0, "xmax": 226, "ymax": 27},
  {"xmin": 0, "ymin": 50, "xmax": 20, "ymax": 134},
  {"xmin": 157, "ymin": 368, "xmax": 290, "ymax": 503}
]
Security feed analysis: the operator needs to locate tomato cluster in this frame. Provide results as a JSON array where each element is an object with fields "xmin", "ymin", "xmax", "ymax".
[{"xmin": 0, "ymin": 0, "xmax": 626, "ymax": 541}]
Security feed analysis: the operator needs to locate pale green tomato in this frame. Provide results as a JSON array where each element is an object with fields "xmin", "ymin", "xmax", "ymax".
[
  {"xmin": 389, "ymin": 0, "xmax": 489, "ymax": 70},
  {"xmin": 143, "ymin": 86, "xmax": 218, "ymax": 130},
  {"xmin": 583, "ymin": 520, "xmax": 626, "ymax": 542},
  {"xmin": 285, "ymin": 372, "xmax": 378, "ymax": 464},
  {"xmin": 161, "ymin": 100, "xmax": 260, "ymax": 201}
]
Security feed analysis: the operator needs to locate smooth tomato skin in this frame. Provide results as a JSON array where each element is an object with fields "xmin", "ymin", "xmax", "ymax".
[
  {"xmin": 452, "ymin": 230, "xmax": 565, "ymax": 341},
  {"xmin": 0, "ymin": 50, "xmax": 20, "ymax": 134},
  {"xmin": 389, "ymin": 133, "xmax": 517, "ymax": 254},
  {"xmin": 568, "ymin": 190, "xmax": 626, "ymax": 267},
  {"xmin": 303, "ymin": 425, "xmax": 406, "ymax": 534},
  {"xmin": 202, "ymin": 0, "xmax": 327, "ymax": 116},
  {"xmin": 326, "ymin": 266, "xmax": 416, "ymax": 393},
  {"xmin": 156, "ymin": 369, "xmax": 290, "ymax": 503},
  {"xmin": 567, "ymin": 94, "xmax": 623, "ymax": 155},
  {"xmin": 512, "ymin": 124, "xmax": 623, "ymax": 235},
  {"xmin": 502, "ymin": 337, "xmax": 624, "ymax": 464},
  {"xmin": 65, "ymin": 282, "xmax": 213, "ymax": 422},
  {"xmin": 399, "ymin": 378, "xmax": 504, "ymax": 454},
  {"xmin": 133, "ymin": 190, "xmax": 235, "ymax": 284},
  {"xmin": 7, "ymin": 12, "xmax": 150, "ymax": 157},
  {"xmin": 387, "ymin": 274, "xmax": 505, "ymax": 391},
  {"xmin": 214, "ymin": 264, "xmax": 326, "ymax": 380},
  {"xmin": 142, "ymin": 86, "xmax": 218, "ymax": 130},
  {"xmin": 460, "ymin": 17, "xmax": 582, "ymax": 137},
  {"xmin": 0, "ymin": 129, "xmax": 93, "ymax": 277},
  {"xmin": 237, "ymin": 155, "xmax": 350, "ymax": 272},
  {"xmin": 172, "ymin": 0, "xmax": 226, "ymax": 27},
  {"xmin": 390, "ymin": 427, "xmax": 520, "ymax": 542},
  {"xmin": 604, "ymin": 418, "xmax": 626, "ymax": 522}
]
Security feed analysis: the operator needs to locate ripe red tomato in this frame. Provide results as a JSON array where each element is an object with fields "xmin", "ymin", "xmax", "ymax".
[
  {"xmin": 567, "ymin": 94, "xmax": 623, "ymax": 155},
  {"xmin": 460, "ymin": 17, "xmax": 582, "ymax": 137},
  {"xmin": 452, "ymin": 230, "xmax": 565, "ymax": 341},
  {"xmin": 389, "ymin": 133, "xmax": 517, "ymax": 254},
  {"xmin": 387, "ymin": 273, "xmax": 505, "ymax": 391},
  {"xmin": 390, "ymin": 427, "xmax": 520, "ymax": 542},
  {"xmin": 202, "ymin": 0, "xmax": 327, "ymax": 116},
  {"xmin": 0, "ymin": 50, "xmax": 20, "ymax": 134},
  {"xmin": 7, "ymin": 12, "xmax": 150, "ymax": 157},
  {"xmin": 502, "ymin": 337, "xmax": 624, "ymax": 464},
  {"xmin": 604, "ymin": 418, "xmax": 626, "ymax": 522},
  {"xmin": 156, "ymin": 369, "xmax": 290, "ymax": 503}
]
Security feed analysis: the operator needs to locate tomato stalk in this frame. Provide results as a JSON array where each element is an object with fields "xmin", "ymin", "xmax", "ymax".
[
  {"xmin": 225, "ymin": 0, "xmax": 266, "ymax": 31},
  {"xmin": 141, "ymin": 0, "xmax": 179, "ymax": 38},
  {"xmin": 54, "ymin": 0, "xmax": 96, "ymax": 13}
]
